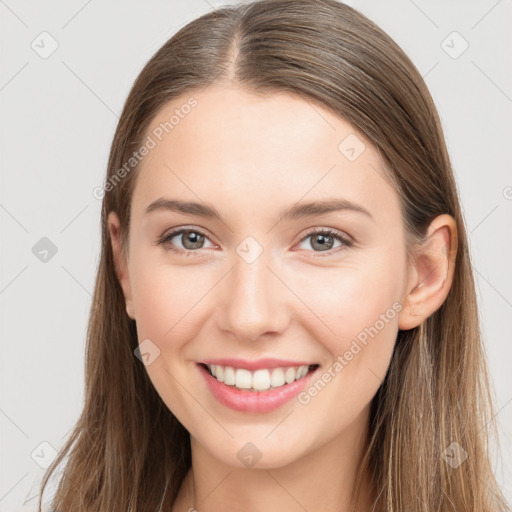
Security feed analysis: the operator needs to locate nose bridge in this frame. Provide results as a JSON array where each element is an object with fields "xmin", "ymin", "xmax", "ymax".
[{"xmin": 218, "ymin": 240, "xmax": 288, "ymax": 341}]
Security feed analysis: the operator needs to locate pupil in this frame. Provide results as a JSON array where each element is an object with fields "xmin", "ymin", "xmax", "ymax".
[
  {"xmin": 313, "ymin": 233, "xmax": 333, "ymax": 251},
  {"xmin": 183, "ymin": 230, "xmax": 203, "ymax": 249}
]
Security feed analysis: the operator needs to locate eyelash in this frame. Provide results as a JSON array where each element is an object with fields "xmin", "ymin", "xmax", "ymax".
[{"xmin": 156, "ymin": 226, "xmax": 354, "ymax": 258}]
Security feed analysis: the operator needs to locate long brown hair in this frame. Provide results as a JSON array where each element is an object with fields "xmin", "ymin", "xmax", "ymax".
[{"xmin": 38, "ymin": 0, "xmax": 510, "ymax": 510}]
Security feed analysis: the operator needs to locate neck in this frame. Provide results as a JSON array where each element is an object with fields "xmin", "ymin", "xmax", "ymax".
[{"xmin": 173, "ymin": 405, "xmax": 374, "ymax": 512}]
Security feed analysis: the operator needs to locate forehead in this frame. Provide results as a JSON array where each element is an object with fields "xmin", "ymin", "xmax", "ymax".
[{"xmin": 131, "ymin": 85, "xmax": 400, "ymax": 225}]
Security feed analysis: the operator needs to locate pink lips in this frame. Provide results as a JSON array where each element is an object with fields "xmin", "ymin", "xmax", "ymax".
[
  {"xmin": 197, "ymin": 362, "xmax": 319, "ymax": 413},
  {"xmin": 200, "ymin": 357, "xmax": 315, "ymax": 371}
]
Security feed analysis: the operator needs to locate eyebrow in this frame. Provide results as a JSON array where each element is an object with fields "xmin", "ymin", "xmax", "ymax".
[{"xmin": 144, "ymin": 197, "xmax": 374, "ymax": 223}]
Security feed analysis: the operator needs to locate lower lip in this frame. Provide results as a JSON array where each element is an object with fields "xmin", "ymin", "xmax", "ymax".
[{"xmin": 197, "ymin": 363, "xmax": 318, "ymax": 413}]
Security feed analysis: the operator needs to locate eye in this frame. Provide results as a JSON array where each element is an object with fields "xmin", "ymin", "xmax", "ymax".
[
  {"xmin": 156, "ymin": 226, "xmax": 353, "ymax": 257},
  {"xmin": 297, "ymin": 228, "xmax": 353, "ymax": 255},
  {"xmin": 156, "ymin": 228, "xmax": 215, "ymax": 255}
]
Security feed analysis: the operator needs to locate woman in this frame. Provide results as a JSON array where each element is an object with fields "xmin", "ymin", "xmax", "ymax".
[{"xmin": 37, "ymin": 0, "xmax": 510, "ymax": 510}]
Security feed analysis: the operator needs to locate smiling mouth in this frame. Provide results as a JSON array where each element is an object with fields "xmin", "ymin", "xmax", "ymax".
[{"xmin": 198, "ymin": 362, "xmax": 320, "ymax": 392}]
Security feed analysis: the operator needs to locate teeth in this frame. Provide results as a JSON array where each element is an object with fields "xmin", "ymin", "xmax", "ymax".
[
  {"xmin": 223, "ymin": 366, "xmax": 236, "ymax": 386},
  {"xmin": 253, "ymin": 369, "xmax": 271, "ymax": 391},
  {"xmin": 270, "ymin": 368, "xmax": 285, "ymax": 388},
  {"xmin": 235, "ymin": 369, "xmax": 252, "ymax": 389},
  {"xmin": 208, "ymin": 364, "xmax": 312, "ymax": 391},
  {"xmin": 284, "ymin": 367, "xmax": 296, "ymax": 384}
]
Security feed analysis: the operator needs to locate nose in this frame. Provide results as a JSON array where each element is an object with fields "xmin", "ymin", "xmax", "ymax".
[{"xmin": 216, "ymin": 248, "xmax": 291, "ymax": 343}]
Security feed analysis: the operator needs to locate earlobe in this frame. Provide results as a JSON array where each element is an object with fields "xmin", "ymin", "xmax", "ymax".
[
  {"xmin": 398, "ymin": 214, "xmax": 458, "ymax": 330},
  {"xmin": 108, "ymin": 211, "xmax": 136, "ymax": 320}
]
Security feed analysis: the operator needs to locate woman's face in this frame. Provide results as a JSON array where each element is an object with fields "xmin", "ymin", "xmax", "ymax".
[{"xmin": 109, "ymin": 85, "xmax": 414, "ymax": 468}]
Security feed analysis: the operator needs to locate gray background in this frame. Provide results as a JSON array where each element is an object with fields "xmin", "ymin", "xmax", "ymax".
[{"xmin": 1, "ymin": 0, "xmax": 511, "ymax": 510}]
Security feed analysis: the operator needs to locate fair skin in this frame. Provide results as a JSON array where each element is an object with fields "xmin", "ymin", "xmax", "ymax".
[{"xmin": 108, "ymin": 85, "xmax": 457, "ymax": 512}]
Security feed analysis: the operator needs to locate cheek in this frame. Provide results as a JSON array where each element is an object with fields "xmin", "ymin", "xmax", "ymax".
[
  {"xmin": 293, "ymin": 252, "xmax": 403, "ymax": 395},
  {"xmin": 128, "ymin": 256, "xmax": 208, "ymax": 429},
  {"xmin": 296, "ymin": 253, "xmax": 402, "ymax": 340},
  {"xmin": 129, "ymin": 254, "xmax": 208, "ymax": 341}
]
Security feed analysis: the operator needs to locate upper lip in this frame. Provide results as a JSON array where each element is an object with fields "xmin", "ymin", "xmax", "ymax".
[{"xmin": 199, "ymin": 358, "xmax": 318, "ymax": 371}]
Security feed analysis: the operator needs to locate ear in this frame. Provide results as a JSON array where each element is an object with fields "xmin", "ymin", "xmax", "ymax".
[
  {"xmin": 398, "ymin": 214, "xmax": 458, "ymax": 330},
  {"xmin": 108, "ymin": 211, "xmax": 135, "ymax": 320}
]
